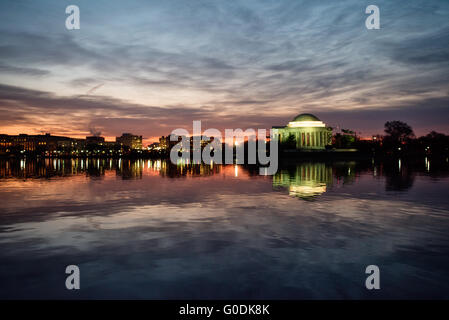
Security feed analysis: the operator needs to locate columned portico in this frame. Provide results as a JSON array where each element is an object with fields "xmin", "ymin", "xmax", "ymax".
[{"xmin": 272, "ymin": 113, "xmax": 332, "ymax": 150}]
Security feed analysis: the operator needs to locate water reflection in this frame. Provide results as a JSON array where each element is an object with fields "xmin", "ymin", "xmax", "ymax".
[
  {"xmin": 272, "ymin": 158, "xmax": 449, "ymax": 199},
  {"xmin": 1, "ymin": 157, "xmax": 449, "ymax": 299},
  {"xmin": 0, "ymin": 158, "xmax": 224, "ymax": 180},
  {"xmin": 1, "ymin": 158, "xmax": 449, "ymax": 194},
  {"xmin": 272, "ymin": 161, "xmax": 361, "ymax": 200},
  {"xmin": 383, "ymin": 160, "xmax": 416, "ymax": 191},
  {"xmin": 273, "ymin": 163, "xmax": 332, "ymax": 200}
]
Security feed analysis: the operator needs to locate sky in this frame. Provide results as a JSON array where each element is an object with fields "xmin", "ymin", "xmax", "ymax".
[{"xmin": 0, "ymin": 0, "xmax": 448, "ymax": 145}]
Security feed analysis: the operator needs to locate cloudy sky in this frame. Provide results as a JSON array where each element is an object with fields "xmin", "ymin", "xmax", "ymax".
[{"xmin": 0, "ymin": 0, "xmax": 448, "ymax": 144}]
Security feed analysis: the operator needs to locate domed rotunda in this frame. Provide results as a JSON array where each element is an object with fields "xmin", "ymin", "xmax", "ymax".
[{"xmin": 272, "ymin": 113, "xmax": 332, "ymax": 150}]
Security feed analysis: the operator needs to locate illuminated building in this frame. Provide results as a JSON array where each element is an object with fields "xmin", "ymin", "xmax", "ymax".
[
  {"xmin": 159, "ymin": 135, "xmax": 183, "ymax": 151},
  {"xmin": 159, "ymin": 136, "xmax": 169, "ymax": 150},
  {"xmin": 272, "ymin": 113, "xmax": 332, "ymax": 150},
  {"xmin": 0, "ymin": 134, "xmax": 12, "ymax": 153},
  {"xmin": 148, "ymin": 142, "xmax": 161, "ymax": 151},
  {"xmin": 116, "ymin": 133, "xmax": 142, "ymax": 150},
  {"xmin": 58, "ymin": 138, "xmax": 86, "ymax": 151},
  {"xmin": 86, "ymin": 136, "xmax": 105, "ymax": 145}
]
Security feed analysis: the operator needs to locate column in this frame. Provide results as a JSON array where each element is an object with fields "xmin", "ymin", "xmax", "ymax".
[{"xmin": 296, "ymin": 132, "xmax": 300, "ymax": 149}]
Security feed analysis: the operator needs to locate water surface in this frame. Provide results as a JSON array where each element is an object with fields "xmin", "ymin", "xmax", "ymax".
[{"xmin": 0, "ymin": 158, "xmax": 448, "ymax": 299}]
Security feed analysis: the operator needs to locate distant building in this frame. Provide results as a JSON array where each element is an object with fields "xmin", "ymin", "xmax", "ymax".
[
  {"xmin": 39, "ymin": 133, "xmax": 73, "ymax": 152},
  {"xmin": 272, "ymin": 113, "xmax": 332, "ymax": 150},
  {"xmin": 158, "ymin": 135, "xmax": 206, "ymax": 152},
  {"xmin": 148, "ymin": 142, "xmax": 160, "ymax": 150},
  {"xmin": 58, "ymin": 138, "xmax": 85, "ymax": 151},
  {"xmin": 159, "ymin": 135, "xmax": 181, "ymax": 151},
  {"xmin": 0, "ymin": 133, "xmax": 72, "ymax": 153},
  {"xmin": 0, "ymin": 132, "xmax": 139, "ymax": 155},
  {"xmin": 86, "ymin": 136, "xmax": 105, "ymax": 145},
  {"xmin": 13, "ymin": 134, "xmax": 37, "ymax": 151},
  {"xmin": 159, "ymin": 136, "xmax": 169, "ymax": 150},
  {"xmin": 0, "ymin": 134, "xmax": 12, "ymax": 152},
  {"xmin": 116, "ymin": 133, "xmax": 142, "ymax": 150}
]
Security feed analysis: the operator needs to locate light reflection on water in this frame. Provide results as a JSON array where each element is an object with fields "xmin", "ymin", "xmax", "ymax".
[{"xmin": 0, "ymin": 158, "xmax": 449, "ymax": 299}]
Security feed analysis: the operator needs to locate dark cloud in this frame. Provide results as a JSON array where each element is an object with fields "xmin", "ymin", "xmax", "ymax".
[
  {"xmin": 266, "ymin": 59, "xmax": 315, "ymax": 72},
  {"xmin": 381, "ymin": 27, "xmax": 449, "ymax": 66},
  {"xmin": 0, "ymin": 31, "xmax": 104, "ymax": 67},
  {"xmin": 0, "ymin": 64, "xmax": 50, "ymax": 76},
  {"xmin": 70, "ymin": 77, "xmax": 103, "ymax": 87}
]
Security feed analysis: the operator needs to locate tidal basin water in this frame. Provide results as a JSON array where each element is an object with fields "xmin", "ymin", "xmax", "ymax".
[{"xmin": 0, "ymin": 158, "xmax": 449, "ymax": 299}]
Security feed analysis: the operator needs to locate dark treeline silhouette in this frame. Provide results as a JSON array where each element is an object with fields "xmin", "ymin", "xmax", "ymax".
[{"xmin": 337, "ymin": 121, "xmax": 449, "ymax": 158}]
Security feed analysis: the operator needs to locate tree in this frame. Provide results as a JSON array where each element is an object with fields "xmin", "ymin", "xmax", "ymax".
[
  {"xmin": 333, "ymin": 128, "xmax": 357, "ymax": 148},
  {"xmin": 341, "ymin": 129, "xmax": 355, "ymax": 135},
  {"xmin": 384, "ymin": 121, "xmax": 414, "ymax": 143},
  {"xmin": 419, "ymin": 131, "xmax": 449, "ymax": 156},
  {"xmin": 284, "ymin": 134, "xmax": 296, "ymax": 149}
]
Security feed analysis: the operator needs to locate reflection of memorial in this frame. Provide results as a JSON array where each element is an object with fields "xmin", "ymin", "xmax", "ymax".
[{"xmin": 273, "ymin": 162, "xmax": 333, "ymax": 199}]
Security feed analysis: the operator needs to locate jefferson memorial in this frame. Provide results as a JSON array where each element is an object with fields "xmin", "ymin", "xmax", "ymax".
[{"xmin": 272, "ymin": 113, "xmax": 332, "ymax": 150}]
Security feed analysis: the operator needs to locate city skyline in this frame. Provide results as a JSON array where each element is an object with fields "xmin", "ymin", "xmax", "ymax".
[{"xmin": 1, "ymin": 0, "xmax": 449, "ymax": 146}]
